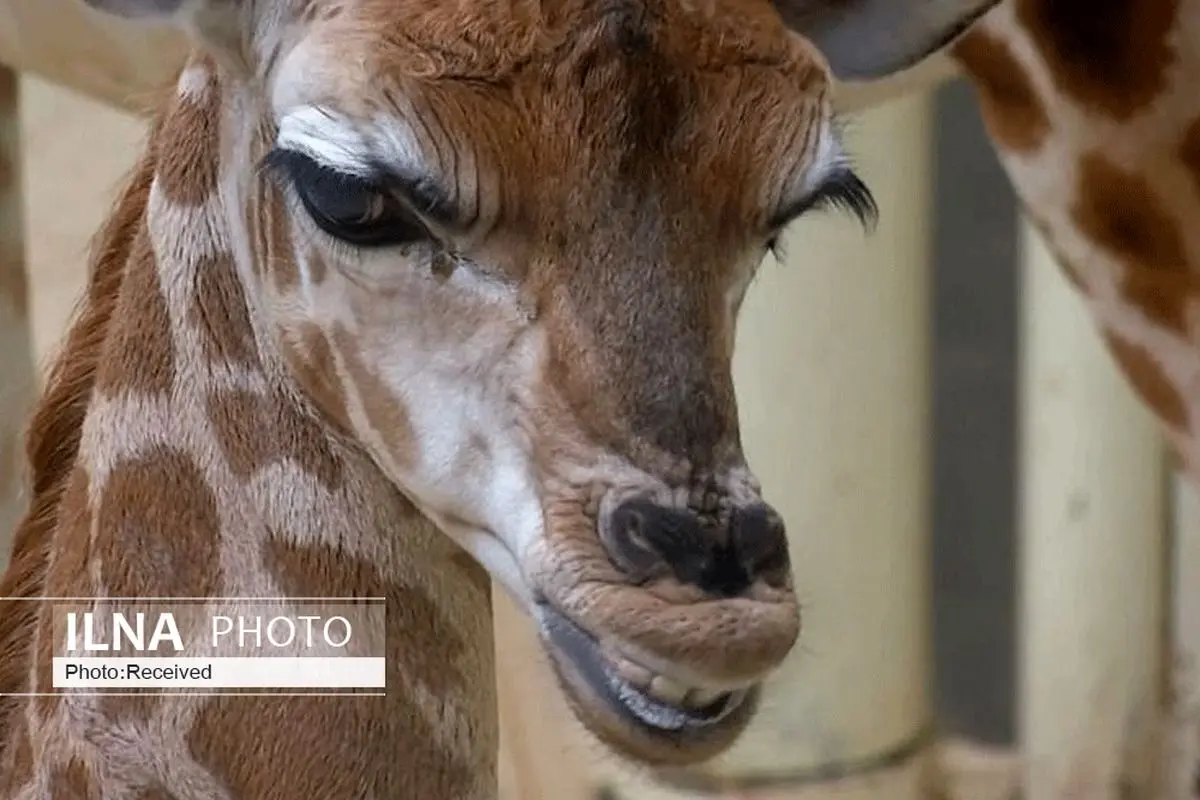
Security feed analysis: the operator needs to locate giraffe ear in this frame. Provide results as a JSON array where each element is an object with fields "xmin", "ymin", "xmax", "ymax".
[
  {"xmin": 80, "ymin": 0, "xmax": 181, "ymax": 15},
  {"xmin": 776, "ymin": 0, "xmax": 1002, "ymax": 81},
  {"xmin": 81, "ymin": 0, "xmax": 247, "ymax": 59},
  {"xmin": 81, "ymin": 0, "xmax": 230, "ymax": 19}
]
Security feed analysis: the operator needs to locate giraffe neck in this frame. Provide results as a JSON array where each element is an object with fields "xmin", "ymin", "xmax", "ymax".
[
  {"xmin": 951, "ymin": 2, "xmax": 1200, "ymax": 473},
  {"xmin": 0, "ymin": 54, "xmax": 498, "ymax": 798}
]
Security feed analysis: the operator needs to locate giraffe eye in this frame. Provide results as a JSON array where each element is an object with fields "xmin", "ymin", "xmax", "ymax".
[{"xmin": 266, "ymin": 149, "xmax": 431, "ymax": 248}]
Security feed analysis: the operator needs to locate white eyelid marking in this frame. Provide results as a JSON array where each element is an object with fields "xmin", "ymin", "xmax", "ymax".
[
  {"xmin": 275, "ymin": 107, "xmax": 430, "ymax": 182},
  {"xmin": 795, "ymin": 119, "xmax": 850, "ymax": 198},
  {"xmin": 373, "ymin": 114, "xmax": 428, "ymax": 180},
  {"xmin": 276, "ymin": 107, "xmax": 375, "ymax": 174}
]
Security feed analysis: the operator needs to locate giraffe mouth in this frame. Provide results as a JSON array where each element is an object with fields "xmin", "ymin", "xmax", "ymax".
[{"xmin": 536, "ymin": 601, "xmax": 757, "ymax": 746}]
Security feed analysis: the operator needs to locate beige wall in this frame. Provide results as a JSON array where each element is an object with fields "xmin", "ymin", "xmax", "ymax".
[
  {"xmin": 0, "ymin": 76, "xmax": 145, "ymax": 559},
  {"xmin": 22, "ymin": 75, "xmax": 144, "ymax": 361}
]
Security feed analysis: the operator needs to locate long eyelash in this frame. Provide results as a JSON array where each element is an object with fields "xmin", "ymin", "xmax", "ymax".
[
  {"xmin": 259, "ymin": 147, "xmax": 383, "ymax": 193},
  {"xmin": 817, "ymin": 170, "xmax": 879, "ymax": 231},
  {"xmin": 258, "ymin": 147, "xmax": 310, "ymax": 184},
  {"xmin": 766, "ymin": 168, "xmax": 878, "ymax": 262},
  {"xmin": 814, "ymin": 113, "xmax": 877, "ymax": 229},
  {"xmin": 768, "ymin": 167, "xmax": 879, "ymax": 238}
]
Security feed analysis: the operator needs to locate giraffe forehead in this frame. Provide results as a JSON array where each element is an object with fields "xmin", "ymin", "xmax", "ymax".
[
  {"xmin": 270, "ymin": 39, "xmax": 470, "ymax": 180},
  {"xmin": 331, "ymin": 0, "xmax": 820, "ymax": 76},
  {"xmin": 270, "ymin": 0, "xmax": 830, "ymax": 123},
  {"xmin": 270, "ymin": 66, "xmax": 845, "ymax": 226},
  {"xmin": 263, "ymin": 2, "xmax": 847, "ymax": 241}
]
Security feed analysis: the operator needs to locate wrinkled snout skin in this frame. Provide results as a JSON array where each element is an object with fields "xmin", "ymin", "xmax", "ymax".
[{"xmin": 510, "ymin": 213, "xmax": 802, "ymax": 761}]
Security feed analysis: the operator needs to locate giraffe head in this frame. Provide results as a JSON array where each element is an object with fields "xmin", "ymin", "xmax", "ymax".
[{"xmin": 84, "ymin": 0, "xmax": 996, "ymax": 768}]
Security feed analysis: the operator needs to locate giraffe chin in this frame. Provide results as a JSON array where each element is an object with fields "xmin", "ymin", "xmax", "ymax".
[{"xmin": 535, "ymin": 602, "xmax": 761, "ymax": 767}]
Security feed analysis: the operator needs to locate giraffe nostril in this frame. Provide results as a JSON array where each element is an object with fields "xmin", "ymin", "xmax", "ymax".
[
  {"xmin": 600, "ymin": 497, "xmax": 788, "ymax": 594},
  {"xmin": 605, "ymin": 502, "xmax": 662, "ymax": 577},
  {"xmin": 731, "ymin": 504, "xmax": 789, "ymax": 582},
  {"xmin": 603, "ymin": 498, "xmax": 712, "ymax": 584}
]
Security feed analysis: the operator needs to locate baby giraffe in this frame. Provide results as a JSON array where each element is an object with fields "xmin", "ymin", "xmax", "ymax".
[{"xmin": 0, "ymin": 0, "xmax": 995, "ymax": 796}]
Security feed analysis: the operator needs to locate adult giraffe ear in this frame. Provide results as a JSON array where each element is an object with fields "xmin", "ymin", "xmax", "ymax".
[
  {"xmin": 80, "ymin": 0, "xmax": 247, "ymax": 62},
  {"xmin": 776, "ymin": 0, "xmax": 1002, "ymax": 81}
]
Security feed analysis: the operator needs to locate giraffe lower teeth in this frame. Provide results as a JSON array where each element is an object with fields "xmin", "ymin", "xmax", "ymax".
[
  {"xmin": 612, "ymin": 655, "xmax": 653, "ymax": 689},
  {"xmin": 539, "ymin": 603, "xmax": 742, "ymax": 722},
  {"xmin": 649, "ymin": 675, "xmax": 690, "ymax": 706},
  {"xmin": 609, "ymin": 655, "xmax": 732, "ymax": 711},
  {"xmin": 684, "ymin": 687, "xmax": 730, "ymax": 708}
]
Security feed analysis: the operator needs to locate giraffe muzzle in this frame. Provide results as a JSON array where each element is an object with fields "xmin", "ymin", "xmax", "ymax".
[{"xmin": 536, "ymin": 600, "xmax": 762, "ymax": 764}]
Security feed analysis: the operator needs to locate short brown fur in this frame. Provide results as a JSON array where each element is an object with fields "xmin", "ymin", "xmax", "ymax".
[{"xmin": 0, "ymin": 127, "xmax": 158, "ymax": 777}]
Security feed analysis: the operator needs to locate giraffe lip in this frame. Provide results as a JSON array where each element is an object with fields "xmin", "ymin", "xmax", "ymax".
[{"xmin": 536, "ymin": 602, "xmax": 751, "ymax": 734}]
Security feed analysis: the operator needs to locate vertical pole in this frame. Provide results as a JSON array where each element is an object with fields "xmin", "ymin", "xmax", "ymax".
[
  {"xmin": 1017, "ymin": 220, "xmax": 1168, "ymax": 800},
  {"xmin": 596, "ymin": 88, "xmax": 936, "ymax": 799},
  {"xmin": 1169, "ymin": 472, "xmax": 1200, "ymax": 800},
  {"xmin": 0, "ymin": 65, "xmax": 34, "ymax": 567}
]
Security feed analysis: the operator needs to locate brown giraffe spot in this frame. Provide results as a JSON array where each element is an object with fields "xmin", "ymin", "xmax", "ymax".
[
  {"xmin": 41, "ymin": 467, "xmax": 94, "ymax": 596},
  {"xmin": 95, "ymin": 229, "xmax": 176, "ymax": 396},
  {"xmin": 32, "ymin": 605, "xmax": 59, "ymax": 721},
  {"xmin": 1073, "ymin": 152, "xmax": 1193, "ymax": 331},
  {"xmin": 1073, "ymin": 153, "xmax": 1187, "ymax": 273},
  {"xmin": 1016, "ymin": 0, "xmax": 1179, "ymax": 120},
  {"xmin": 186, "ymin": 688, "xmax": 477, "ymax": 798},
  {"xmin": 154, "ymin": 66, "xmax": 221, "ymax": 206},
  {"xmin": 1102, "ymin": 331, "xmax": 1189, "ymax": 431},
  {"xmin": 270, "ymin": 245, "xmax": 300, "ymax": 293},
  {"xmin": 1119, "ymin": 266, "xmax": 1200, "ymax": 343},
  {"xmin": 952, "ymin": 30, "xmax": 1050, "ymax": 154},
  {"xmin": 94, "ymin": 447, "xmax": 221, "ymax": 599},
  {"xmin": 331, "ymin": 325, "xmax": 417, "ymax": 468},
  {"xmin": 252, "ymin": 192, "xmax": 301, "ymax": 292},
  {"xmin": 307, "ymin": 247, "xmax": 328, "ymax": 284},
  {"xmin": 262, "ymin": 535, "xmax": 469, "ymax": 697},
  {"xmin": 29, "ymin": 468, "xmax": 96, "ymax": 719},
  {"xmin": 450, "ymin": 550, "xmax": 493, "ymax": 601},
  {"xmin": 0, "ymin": 724, "xmax": 33, "ymax": 793},
  {"xmin": 189, "ymin": 252, "xmax": 261, "ymax": 370},
  {"xmin": 46, "ymin": 756, "xmax": 98, "ymax": 800},
  {"xmin": 183, "ymin": 537, "xmax": 480, "ymax": 798},
  {"xmin": 278, "ymin": 323, "xmax": 352, "ymax": 431},
  {"xmin": 206, "ymin": 388, "xmax": 344, "ymax": 489}
]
